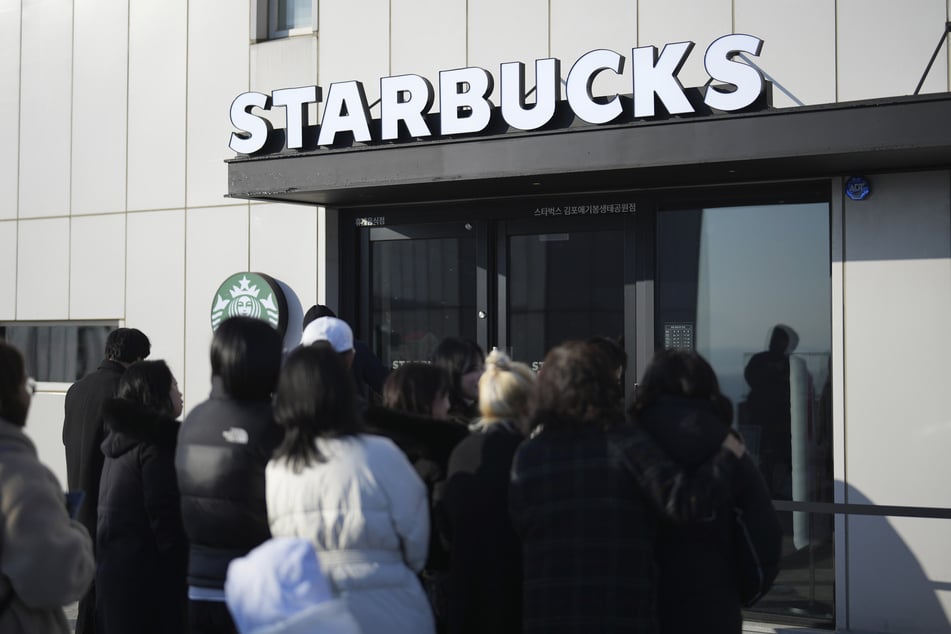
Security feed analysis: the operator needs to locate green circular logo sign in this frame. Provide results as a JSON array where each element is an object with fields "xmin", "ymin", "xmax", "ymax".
[{"xmin": 211, "ymin": 272, "xmax": 288, "ymax": 336}]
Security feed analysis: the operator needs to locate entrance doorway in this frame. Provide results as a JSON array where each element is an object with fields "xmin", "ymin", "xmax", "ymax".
[{"xmin": 344, "ymin": 184, "xmax": 835, "ymax": 626}]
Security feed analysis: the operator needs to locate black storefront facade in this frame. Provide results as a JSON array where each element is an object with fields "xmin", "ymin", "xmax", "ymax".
[{"xmin": 228, "ymin": 92, "xmax": 951, "ymax": 630}]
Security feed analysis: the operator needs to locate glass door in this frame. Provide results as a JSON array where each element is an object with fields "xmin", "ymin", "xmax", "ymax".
[
  {"xmin": 360, "ymin": 221, "xmax": 487, "ymax": 370},
  {"xmin": 497, "ymin": 215, "xmax": 636, "ymax": 392}
]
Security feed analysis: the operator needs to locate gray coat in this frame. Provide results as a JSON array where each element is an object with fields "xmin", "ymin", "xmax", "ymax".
[{"xmin": 0, "ymin": 417, "xmax": 95, "ymax": 634}]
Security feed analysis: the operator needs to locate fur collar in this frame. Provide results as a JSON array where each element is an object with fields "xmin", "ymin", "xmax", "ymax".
[{"xmin": 101, "ymin": 398, "xmax": 180, "ymax": 457}]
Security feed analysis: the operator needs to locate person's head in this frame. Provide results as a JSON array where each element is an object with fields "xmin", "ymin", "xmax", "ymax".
[
  {"xmin": 478, "ymin": 349, "xmax": 536, "ymax": 432},
  {"xmin": 104, "ymin": 328, "xmax": 151, "ymax": 365},
  {"xmin": 302, "ymin": 304, "xmax": 336, "ymax": 330},
  {"xmin": 629, "ymin": 348, "xmax": 733, "ymax": 426},
  {"xmin": 382, "ymin": 362, "xmax": 451, "ymax": 419},
  {"xmin": 767, "ymin": 324, "xmax": 798, "ymax": 355},
  {"xmin": 211, "ymin": 317, "xmax": 283, "ymax": 401},
  {"xmin": 116, "ymin": 359, "xmax": 182, "ymax": 419},
  {"xmin": 272, "ymin": 342, "xmax": 361, "ymax": 471},
  {"xmin": 530, "ymin": 340, "xmax": 623, "ymax": 430},
  {"xmin": 225, "ymin": 537, "xmax": 340, "ymax": 634},
  {"xmin": 587, "ymin": 335, "xmax": 627, "ymax": 385},
  {"xmin": 300, "ymin": 316, "xmax": 355, "ymax": 368},
  {"xmin": 0, "ymin": 341, "xmax": 31, "ymax": 427},
  {"xmin": 431, "ymin": 337, "xmax": 485, "ymax": 407}
]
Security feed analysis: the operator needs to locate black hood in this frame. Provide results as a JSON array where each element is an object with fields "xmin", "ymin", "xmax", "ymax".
[
  {"xmin": 636, "ymin": 396, "xmax": 729, "ymax": 470},
  {"xmin": 101, "ymin": 398, "xmax": 181, "ymax": 458},
  {"xmin": 363, "ymin": 405, "xmax": 468, "ymax": 465}
]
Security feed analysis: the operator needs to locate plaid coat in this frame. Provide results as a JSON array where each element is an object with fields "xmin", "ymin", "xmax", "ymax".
[{"xmin": 509, "ymin": 421, "xmax": 737, "ymax": 634}]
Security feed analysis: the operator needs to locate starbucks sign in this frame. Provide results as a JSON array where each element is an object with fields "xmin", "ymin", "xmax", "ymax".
[{"xmin": 211, "ymin": 272, "xmax": 288, "ymax": 336}]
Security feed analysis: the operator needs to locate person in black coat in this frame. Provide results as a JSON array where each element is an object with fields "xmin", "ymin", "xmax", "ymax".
[
  {"xmin": 96, "ymin": 360, "xmax": 187, "ymax": 634},
  {"xmin": 62, "ymin": 327, "xmax": 150, "ymax": 634},
  {"xmin": 175, "ymin": 317, "xmax": 284, "ymax": 634},
  {"xmin": 509, "ymin": 341, "xmax": 745, "ymax": 634},
  {"xmin": 364, "ymin": 362, "xmax": 469, "ymax": 629},
  {"xmin": 437, "ymin": 349, "xmax": 535, "ymax": 634},
  {"xmin": 629, "ymin": 349, "xmax": 783, "ymax": 634}
]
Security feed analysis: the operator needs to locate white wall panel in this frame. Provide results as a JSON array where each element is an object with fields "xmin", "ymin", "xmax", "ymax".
[
  {"xmin": 837, "ymin": 0, "xmax": 947, "ymax": 101},
  {"xmin": 24, "ymin": 392, "xmax": 68, "ymax": 489},
  {"xmin": 0, "ymin": 1, "xmax": 20, "ymax": 220},
  {"xmin": 16, "ymin": 217, "xmax": 69, "ymax": 318},
  {"xmin": 250, "ymin": 202, "xmax": 318, "ymax": 346},
  {"xmin": 391, "ymin": 0, "xmax": 466, "ymax": 112},
  {"xmin": 69, "ymin": 214, "xmax": 126, "ymax": 319},
  {"xmin": 637, "ymin": 0, "xmax": 732, "ymax": 94},
  {"xmin": 183, "ymin": 205, "xmax": 249, "ymax": 415},
  {"xmin": 19, "ymin": 0, "xmax": 72, "ymax": 218},
  {"xmin": 318, "ymin": 0, "xmax": 390, "ymax": 118},
  {"xmin": 187, "ymin": 2, "xmax": 249, "ymax": 208},
  {"xmin": 128, "ymin": 0, "xmax": 187, "ymax": 212},
  {"xmin": 550, "ymin": 0, "xmax": 637, "ymax": 100},
  {"xmin": 843, "ymin": 171, "xmax": 951, "ymax": 509},
  {"xmin": 734, "ymin": 0, "xmax": 835, "ymax": 108},
  {"xmin": 71, "ymin": 0, "xmax": 128, "ymax": 215},
  {"xmin": 250, "ymin": 35, "xmax": 318, "ymax": 131},
  {"xmin": 468, "ymin": 0, "xmax": 548, "ymax": 106},
  {"xmin": 127, "ymin": 210, "xmax": 186, "ymax": 398},
  {"xmin": 0, "ymin": 221, "xmax": 16, "ymax": 319},
  {"xmin": 848, "ymin": 514, "xmax": 951, "ymax": 633}
]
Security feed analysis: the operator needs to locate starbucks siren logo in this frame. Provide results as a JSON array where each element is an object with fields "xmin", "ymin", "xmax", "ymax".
[{"xmin": 211, "ymin": 272, "xmax": 288, "ymax": 335}]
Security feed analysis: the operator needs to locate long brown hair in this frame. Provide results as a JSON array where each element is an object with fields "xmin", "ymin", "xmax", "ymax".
[{"xmin": 530, "ymin": 340, "xmax": 623, "ymax": 430}]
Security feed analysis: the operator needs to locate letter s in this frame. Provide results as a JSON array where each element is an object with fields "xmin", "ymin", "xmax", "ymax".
[
  {"xmin": 703, "ymin": 34, "xmax": 765, "ymax": 112},
  {"xmin": 229, "ymin": 92, "xmax": 273, "ymax": 154}
]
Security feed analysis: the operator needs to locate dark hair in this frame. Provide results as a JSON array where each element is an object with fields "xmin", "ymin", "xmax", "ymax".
[
  {"xmin": 0, "ymin": 341, "xmax": 29, "ymax": 426},
  {"xmin": 116, "ymin": 360, "xmax": 175, "ymax": 417},
  {"xmin": 628, "ymin": 349, "xmax": 733, "ymax": 426},
  {"xmin": 587, "ymin": 335, "xmax": 627, "ymax": 377},
  {"xmin": 302, "ymin": 305, "xmax": 336, "ymax": 330},
  {"xmin": 211, "ymin": 317, "xmax": 283, "ymax": 400},
  {"xmin": 382, "ymin": 362, "xmax": 449, "ymax": 417},
  {"xmin": 431, "ymin": 337, "xmax": 484, "ymax": 412},
  {"xmin": 105, "ymin": 328, "xmax": 151, "ymax": 363},
  {"xmin": 272, "ymin": 342, "xmax": 362, "ymax": 471},
  {"xmin": 530, "ymin": 340, "xmax": 623, "ymax": 430}
]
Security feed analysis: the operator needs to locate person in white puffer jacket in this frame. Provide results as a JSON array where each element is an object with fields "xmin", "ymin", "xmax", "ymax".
[{"xmin": 265, "ymin": 343, "xmax": 435, "ymax": 634}]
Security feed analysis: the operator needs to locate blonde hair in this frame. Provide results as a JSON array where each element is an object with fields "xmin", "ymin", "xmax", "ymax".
[{"xmin": 478, "ymin": 349, "xmax": 536, "ymax": 428}]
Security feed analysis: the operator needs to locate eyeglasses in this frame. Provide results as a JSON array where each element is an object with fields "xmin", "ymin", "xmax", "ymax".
[{"xmin": 26, "ymin": 378, "xmax": 37, "ymax": 395}]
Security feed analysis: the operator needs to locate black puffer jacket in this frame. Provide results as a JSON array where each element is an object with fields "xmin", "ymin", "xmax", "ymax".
[
  {"xmin": 97, "ymin": 398, "xmax": 187, "ymax": 634},
  {"xmin": 174, "ymin": 378, "xmax": 281, "ymax": 589},
  {"xmin": 637, "ymin": 396, "xmax": 781, "ymax": 634}
]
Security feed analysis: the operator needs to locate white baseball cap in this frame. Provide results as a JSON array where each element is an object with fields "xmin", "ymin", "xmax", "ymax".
[{"xmin": 300, "ymin": 316, "xmax": 354, "ymax": 353}]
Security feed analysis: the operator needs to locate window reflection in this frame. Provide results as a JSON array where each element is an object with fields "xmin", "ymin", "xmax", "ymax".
[
  {"xmin": 371, "ymin": 237, "xmax": 477, "ymax": 370},
  {"xmin": 508, "ymin": 230, "xmax": 624, "ymax": 370},
  {"xmin": 0, "ymin": 324, "xmax": 115, "ymax": 382},
  {"xmin": 657, "ymin": 202, "xmax": 833, "ymax": 622}
]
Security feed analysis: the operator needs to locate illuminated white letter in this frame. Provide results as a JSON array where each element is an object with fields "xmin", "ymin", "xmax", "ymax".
[
  {"xmin": 565, "ymin": 49, "xmax": 623, "ymax": 125},
  {"xmin": 380, "ymin": 74, "xmax": 434, "ymax": 140},
  {"xmin": 272, "ymin": 86, "xmax": 319, "ymax": 149},
  {"xmin": 439, "ymin": 67, "xmax": 494, "ymax": 135},
  {"xmin": 229, "ymin": 92, "xmax": 272, "ymax": 154},
  {"xmin": 500, "ymin": 59, "xmax": 560, "ymax": 131},
  {"xmin": 703, "ymin": 34, "xmax": 765, "ymax": 112},
  {"xmin": 317, "ymin": 81, "xmax": 373, "ymax": 146},
  {"xmin": 631, "ymin": 42, "xmax": 694, "ymax": 118}
]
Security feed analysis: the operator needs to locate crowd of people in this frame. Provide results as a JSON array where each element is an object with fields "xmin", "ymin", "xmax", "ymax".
[{"xmin": 0, "ymin": 307, "xmax": 782, "ymax": 634}]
